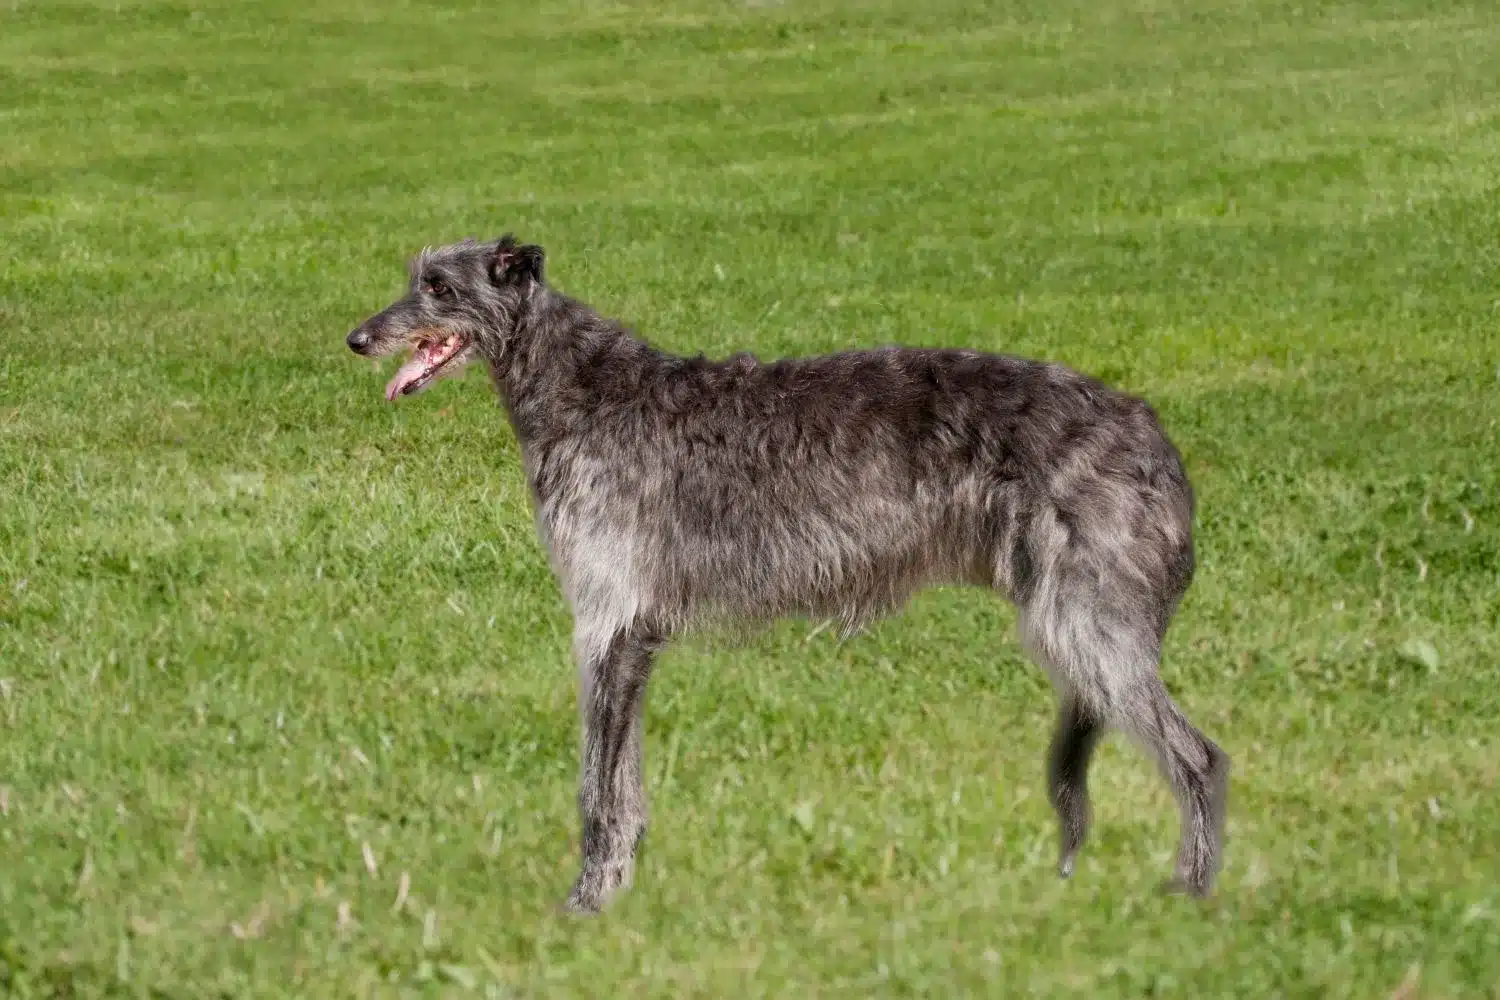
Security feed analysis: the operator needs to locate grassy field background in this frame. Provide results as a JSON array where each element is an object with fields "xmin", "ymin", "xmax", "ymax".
[{"xmin": 3, "ymin": 0, "xmax": 1499, "ymax": 995}]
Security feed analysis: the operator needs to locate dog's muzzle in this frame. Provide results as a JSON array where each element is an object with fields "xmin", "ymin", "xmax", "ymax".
[{"xmin": 346, "ymin": 327, "xmax": 375, "ymax": 354}]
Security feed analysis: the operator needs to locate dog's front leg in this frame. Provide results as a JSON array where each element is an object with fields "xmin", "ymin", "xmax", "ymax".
[{"xmin": 564, "ymin": 623, "xmax": 660, "ymax": 914}]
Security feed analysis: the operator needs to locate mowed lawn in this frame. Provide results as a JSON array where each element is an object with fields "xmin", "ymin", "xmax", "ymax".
[{"xmin": 3, "ymin": 0, "xmax": 1499, "ymax": 995}]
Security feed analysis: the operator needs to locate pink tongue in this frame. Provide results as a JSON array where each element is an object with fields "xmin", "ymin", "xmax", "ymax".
[{"xmin": 385, "ymin": 355, "xmax": 434, "ymax": 401}]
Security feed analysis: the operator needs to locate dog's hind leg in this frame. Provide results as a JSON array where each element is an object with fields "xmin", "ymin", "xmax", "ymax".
[
  {"xmin": 1025, "ymin": 602, "xmax": 1227, "ymax": 894},
  {"xmin": 565, "ymin": 621, "xmax": 663, "ymax": 914},
  {"xmin": 1119, "ymin": 674, "xmax": 1230, "ymax": 895},
  {"xmin": 1047, "ymin": 695, "xmax": 1105, "ymax": 879},
  {"xmin": 1019, "ymin": 526, "xmax": 1229, "ymax": 895}
]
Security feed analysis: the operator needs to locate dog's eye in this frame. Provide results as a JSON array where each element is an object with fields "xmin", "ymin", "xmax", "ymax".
[{"xmin": 426, "ymin": 281, "xmax": 449, "ymax": 298}]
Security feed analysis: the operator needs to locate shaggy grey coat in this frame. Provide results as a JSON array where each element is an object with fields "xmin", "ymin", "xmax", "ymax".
[{"xmin": 346, "ymin": 235, "xmax": 1230, "ymax": 913}]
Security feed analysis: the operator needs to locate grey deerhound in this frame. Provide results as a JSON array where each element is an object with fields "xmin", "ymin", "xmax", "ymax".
[{"xmin": 345, "ymin": 235, "xmax": 1229, "ymax": 913}]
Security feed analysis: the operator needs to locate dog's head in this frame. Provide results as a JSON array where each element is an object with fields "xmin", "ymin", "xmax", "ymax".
[{"xmin": 346, "ymin": 234, "xmax": 545, "ymax": 400}]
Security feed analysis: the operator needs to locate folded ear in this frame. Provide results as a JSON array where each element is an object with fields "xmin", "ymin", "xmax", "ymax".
[{"xmin": 490, "ymin": 234, "xmax": 545, "ymax": 285}]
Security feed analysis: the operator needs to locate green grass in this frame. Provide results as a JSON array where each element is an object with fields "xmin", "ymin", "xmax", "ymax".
[{"xmin": 3, "ymin": 0, "xmax": 1499, "ymax": 995}]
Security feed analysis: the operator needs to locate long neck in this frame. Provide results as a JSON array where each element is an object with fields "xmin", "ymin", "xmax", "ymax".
[{"xmin": 482, "ymin": 287, "xmax": 666, "ymax": 448}]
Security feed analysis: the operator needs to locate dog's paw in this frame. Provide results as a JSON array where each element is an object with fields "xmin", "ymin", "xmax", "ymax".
[
  {"xmin": 562, "ymin": 857, "xmax": 633, "ymax": 915},
  {"xmin": 560, "ymin": 890, "xmax": 603, "ymax": 916},
  {"xmin": 1157, "ymin": 876, "xmax": 1212, "ymax": 898}
]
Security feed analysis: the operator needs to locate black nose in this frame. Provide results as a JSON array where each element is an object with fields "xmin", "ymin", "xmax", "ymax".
[{"xmin": 347, "ymin": 327, "xmax": 372, "ymax": 353}]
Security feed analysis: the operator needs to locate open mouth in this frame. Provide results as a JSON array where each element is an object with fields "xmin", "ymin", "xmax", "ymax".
[{"xmin": 385, "ymin": 333, "xmax": 470, "ymax": 401}]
